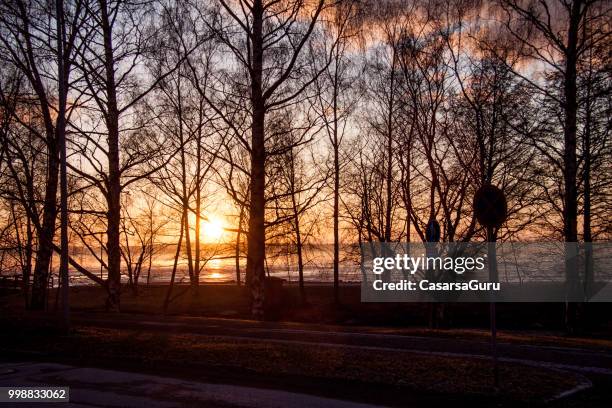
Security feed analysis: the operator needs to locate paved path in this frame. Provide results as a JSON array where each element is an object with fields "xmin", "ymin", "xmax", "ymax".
[
  {"xmin": 0, "ymin": 362, "xmax": 387, "ymax": 408},
  {"xmin": 73, "ymin": 313, "xmax": 612, "ymax": 375}
]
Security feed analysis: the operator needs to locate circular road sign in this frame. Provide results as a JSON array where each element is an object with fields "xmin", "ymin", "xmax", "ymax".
[{"xmin": 473, "ymin": 184, "xmax": 507, "ymax": 228}]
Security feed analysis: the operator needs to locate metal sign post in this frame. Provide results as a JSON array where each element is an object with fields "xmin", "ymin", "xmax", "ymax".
[
  {"xmin": 487, "ymin": 225, "xmax": 499, "ymax": 389},
  {"xmin": 425, "ymin": 219, "xmax": 440, "ymax": 328},
  {"xmin": 425, "ymin": 219, "xmax": 440, "ymax": 243},
  {"xmin": 474, "ymin": 185, "xmax": 507, "ymax": 390}
]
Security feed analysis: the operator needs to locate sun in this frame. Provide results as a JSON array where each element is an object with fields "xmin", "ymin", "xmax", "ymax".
[
  {"xmin": 201, "ymin": 217, "xmax": 225, "ymax": 242},
  {"xmin": 209, "ymin": 272, "xmax": 223, "ymax": 279}
]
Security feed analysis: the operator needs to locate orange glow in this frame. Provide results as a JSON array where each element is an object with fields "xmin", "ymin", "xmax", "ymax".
[{"xmin": 201, "ymin": 217, "xmax": 226, "ymax": 242}]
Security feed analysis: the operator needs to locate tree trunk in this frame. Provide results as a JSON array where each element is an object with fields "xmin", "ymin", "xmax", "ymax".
[
  {"xmin": 246, "ymin": 0, "xmax": 266, "ymax": 320},
  {"xmin": 176, "ymin": 75, "xmax": 195, "ymax": 285},
  {"xmin": 382, "ymin": 49, "xmax": 396, "ymax": 283},
  {"xmin": 100, "ymin": 0, "xmax": 122, "ymax": 311},
  {"xmin": 164, "ymin": 213, "xmax": 184, "ymax": 313},
  {"xmin": 563, "ymin": 0, "xmax": 580, "ymax": 254},
  {"xmin": 294, "ymin": 214, "xmax": 304, "ymax": 301},
  {"xmin": 24, "ymin": 211, "xmax": 33, "ymax": 306},
  {"xmin": 193, "ymin": 144, "xmax": 202, "ymax": 286},
  {"xmin": 333, "ymin": 141, "xmax": 340, "ymax": 303},
  {"xmin": 332, "ymin": 59, "xmax": 340, "ymax": 304},
  {"xmin": 236, "ymin": 201, "xmax": 245, "ymax": 286},
  {"xmin": 30, "ymin": 137, "xmax": 59, "ymax": 310},
  {"xmin": 583, "ymin": 66, "xmax": 593, "ymax": 300},
  {"xmin": 563, "ymin": 0, "xmax": 582, "ymax": 333},
  {"xmin": 384, "ymin": 69, "xmax": 394, "ymax": 244},
  {"xmin": 289, "ymin": 149, "xmax": 305, "ymax": 301},
  {"xmin": 56, "ymin": 0, "xmax": 70, "ymax": 328},
  {"xmin": 402, "ymin": 146, "xmax": 412, "ymax": 280}
]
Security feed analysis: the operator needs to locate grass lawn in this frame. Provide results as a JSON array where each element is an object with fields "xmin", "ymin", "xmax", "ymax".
[{"xmin": 3, "ymin": 284, "xmax": 612, "ymax": 352}]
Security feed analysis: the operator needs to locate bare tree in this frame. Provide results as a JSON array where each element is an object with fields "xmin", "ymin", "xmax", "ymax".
[
  {"xmin": 0, "ymin": 0, "xmax": 89, "ymax": 309},
  {"xmin": 494, "ymin": 0, "xmax": 610, "ymax": 329},
  {"xmin": 267, "ymin": 115, "xmax": 329, "ymax": 301},
  {"xmin": 442, "ymin": 2, "xmax": 540, "ymax": 241},
  {"xmin": 68, "ymin": 0, "xmax": 186, "ymax": 309},
  {"xmin": 203, "ymin": 0, "xmax": 335, "ymax": 318},
  {"xmin": 147, "ymin": 0, "xmax": 220, "ymax": 289},
  {"xmin": 120, "ymin": 188, "xmax": 167, "ymax": 294},
  {"xmin": 312, "ymin": 0, "xmax": 361, "ymax": 303}
]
